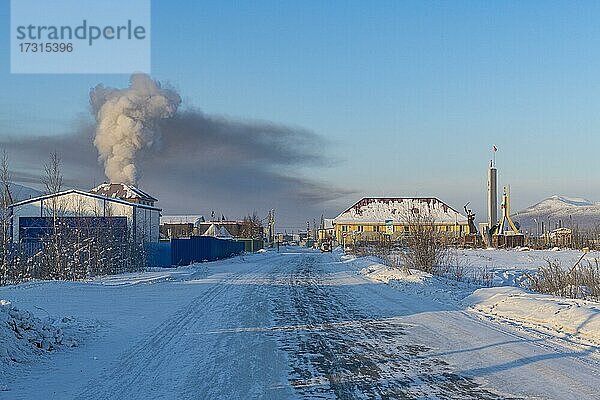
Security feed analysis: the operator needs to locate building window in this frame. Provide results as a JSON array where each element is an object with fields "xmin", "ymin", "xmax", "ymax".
[
  {"xmin": 357, "ymin": 225, "xmax": 363, "ymax": 232},
  {"xmin": 342, "ymin": 225, "xmax": 348, "ymax": 232},
  {"xmin": 373, "ymin": 225, "xmax": 379, "ymax": 232}
]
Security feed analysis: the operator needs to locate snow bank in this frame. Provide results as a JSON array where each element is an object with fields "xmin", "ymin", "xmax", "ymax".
[
  {"xmin": 455, "ymin": 248, "xmax": 600, "ymax": 287},
  {"xmin": 340, "ymin": 254, "xmax": 357, "ymax": 263},
  {"xmin": 466, "ymin": 287, "xmax": 600, "ymax": 345},
  {"xmin": 360, "ymin": 263, "xmax": 431, "ymax": 284},
  {"xmin": 0, "ymin": 300, "xmax": 83, "ymax": 367}
]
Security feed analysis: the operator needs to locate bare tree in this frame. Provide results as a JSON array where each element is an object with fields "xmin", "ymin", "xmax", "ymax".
[
  {"xmin": 0, "ymin": 150, "xmax": 12, "ymax": 285},
  {"xmin": 42, "ymin": 151, "xmax": 63, "ymax": 195},
  {"xmin": 0, "ymin": 150, "xmax": 12, "ymax": 205},
  {"xmin": 41, "ymin": 151, "xmax": 65, "ymax": 279},
  {"xmin": 240, "ymin": 212, "xmax": 263, "ymax": 239},
  {"xmin": 400, "ymin": 207, "xmax": 448, "ymax": 273}
]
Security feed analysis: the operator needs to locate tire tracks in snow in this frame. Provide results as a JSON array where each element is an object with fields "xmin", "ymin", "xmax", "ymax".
[
  {"xmin": 177, "ymin": 255, "xmax": 293, "ymax": 399},
  {"xmin": 74, "ymin": 261, "xmax": 262, "ymax": 400},
  {"xmin": 271, "ymin": 253, "xmax": 509, "ymax": 399},
  {"xmin": 350, "ymin": 261, "xmax": 600, "ymax": 399}
]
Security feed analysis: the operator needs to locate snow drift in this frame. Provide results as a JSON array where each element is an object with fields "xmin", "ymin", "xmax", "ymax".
[
  {"xmin": 360, "ymin": 263, "xmax": 431, "ymax": 284},
  {"xmin": 466, "ymin": 287, "xmax": 600, "ymax": 345},
  {"xmin": 0, "ymin": 300, "xmax": 80, "ymax": 367}
]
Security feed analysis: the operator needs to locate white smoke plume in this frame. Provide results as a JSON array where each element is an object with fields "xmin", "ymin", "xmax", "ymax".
[{"xmin": 90, "ymin": 74, "xmax": 181, "ymax": 185}]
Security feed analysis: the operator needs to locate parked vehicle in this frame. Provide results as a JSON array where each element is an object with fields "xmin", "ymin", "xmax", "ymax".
[{"xmin": 320, "ymin": 241, "xmax": 332, "ymax": 252}]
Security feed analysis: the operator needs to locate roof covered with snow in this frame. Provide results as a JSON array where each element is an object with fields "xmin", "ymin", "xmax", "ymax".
[
  {"xmin": 160, "ymin": 215, "xmax": 205, "ymax": 225},
  {"xmin": 90, "ymin": 183, "xmax": 158, "ymax": 203},
  {"xmin": 334, "ymin": 197, "xmax": 467, "ymax": 224},
  {"xmin": 8, "ymin": 189, "xmax": 161, "ymax": 211},
  {"xmin": 202, "ymin": 223, "xmax": 234, "ymax": 239}
]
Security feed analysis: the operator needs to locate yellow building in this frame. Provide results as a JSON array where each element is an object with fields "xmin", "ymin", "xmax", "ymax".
[{"xmin": 333, "ymin": 197, "xmax": 469, "ymax": 245}]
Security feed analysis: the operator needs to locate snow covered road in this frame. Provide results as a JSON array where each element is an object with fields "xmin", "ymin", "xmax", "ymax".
[{"xmin": 2, "ymin": 248, "xmax": 599, "ymax": 399}]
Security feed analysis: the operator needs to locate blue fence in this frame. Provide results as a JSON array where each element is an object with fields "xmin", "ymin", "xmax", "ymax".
[
  {"xmin": 171, "ymin": 236, "xmax": 245, "ymax": 266},
  {"xmin": 145, "ymin": 241, "xmax": 172, "ymax": 267},
  {"xmin": 7, "ymin": 237, "xmax": 243, "ymax": 269}
]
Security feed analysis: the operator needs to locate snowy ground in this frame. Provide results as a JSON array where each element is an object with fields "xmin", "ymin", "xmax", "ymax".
[
  {"xmin": 455, "ymin": 247, "xmax": 600, "ymax": 287},
  {"xmin": 359, "ymin": 262, "xmax": 600, "ymax": 346},
  {"xmin": 1, "ymin": 248, "xmax": 599, "ymax": 399}
]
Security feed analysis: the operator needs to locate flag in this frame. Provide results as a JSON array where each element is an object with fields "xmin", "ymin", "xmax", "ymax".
[{"xmin": 492, "ymin": 145, "xmax": 497, "ymax": 152}]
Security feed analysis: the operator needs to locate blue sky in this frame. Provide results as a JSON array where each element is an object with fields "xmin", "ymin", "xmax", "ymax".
[{"xmin": 1, "ymin": 1, "xmax": 600, "ymax": 225}]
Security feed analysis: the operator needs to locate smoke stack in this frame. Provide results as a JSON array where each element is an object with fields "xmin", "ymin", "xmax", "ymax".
[{"xmin": 487, "ymin": 159, "xmax": 497, "ymax": 230}]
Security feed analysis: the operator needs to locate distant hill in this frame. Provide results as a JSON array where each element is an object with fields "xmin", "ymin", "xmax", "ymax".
[
  {"xmin": 512, "ymin": 195, "xmax": 600, "ymax": 233},
  {"xmin": 5, "ymin": 183, "xmax": 43, "ymax": 203}
]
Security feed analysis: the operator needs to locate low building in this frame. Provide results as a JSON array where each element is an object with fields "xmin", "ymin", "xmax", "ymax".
[
  {"xmin": 202, "ymin": 223, "xmax": 234, "ymax": 239},
  {"xmin": 318, "ymin": 218, "xmax": 335, "ymax": 243},
  {"xmin": 546, "ymin": 227, "xmax": 573, "ymax": 248},
  {"xmin": 160, "ymin": 215, "xmax": 205, "ymax": 239},
  {"xmin": 197, "ymin": 220, "xmax": 264, "ymax": 239},
  {"xmin": 8, "ymin": 184, "xmax": 161, "ymax": 243},
  {"xmin": 160, "ymin": 216, "xmax": 265, "ymax": 249},
  {"xmin": 333, "ymin": 197, "xmax": 469, "ymax": 244}
]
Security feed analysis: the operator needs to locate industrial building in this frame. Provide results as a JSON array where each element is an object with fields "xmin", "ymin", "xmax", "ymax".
[
  {"xmin": 8, "ymin": 183, "xmax": 160, "ymax": 243},
  {"xmin": 332, "ymin": 197, "xmax": 470, "ymax": 245}
]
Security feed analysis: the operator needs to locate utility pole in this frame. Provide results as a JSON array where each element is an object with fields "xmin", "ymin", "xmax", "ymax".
[
  {"xmin": 267, "ymin": 210, "xmax": 273, "ymax": 245},
  {"xmin": 268, "ymin": 209, "xmax": 275, "ymax": 245}
]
